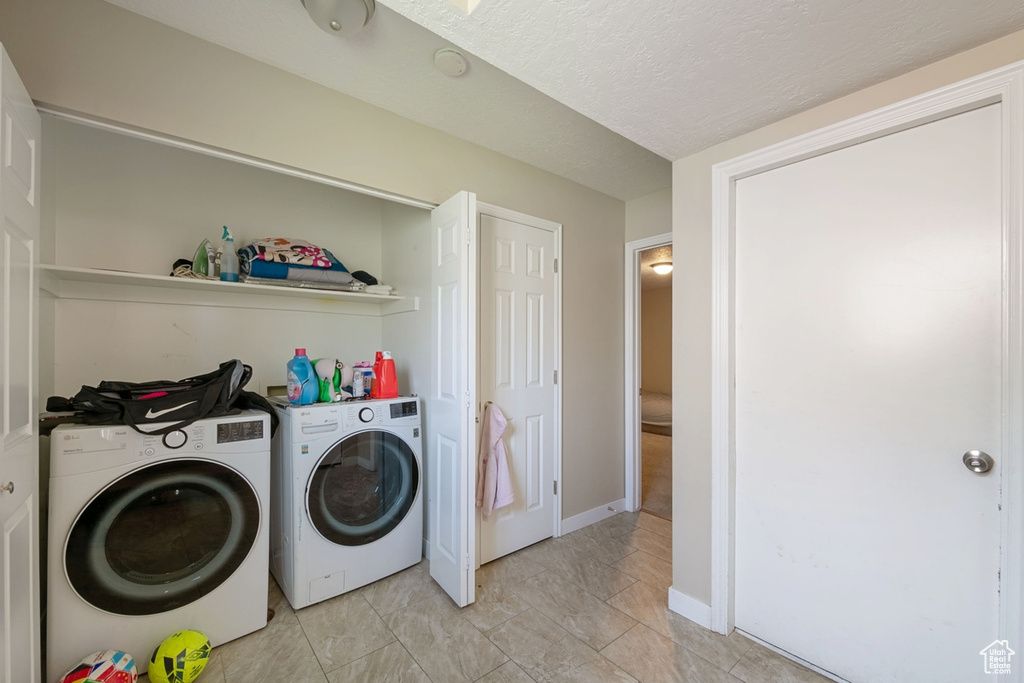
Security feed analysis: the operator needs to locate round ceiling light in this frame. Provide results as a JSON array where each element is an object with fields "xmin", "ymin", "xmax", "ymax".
[
  {"xmin": 651, "ymin": 262, "xmax": 673, "ymax": 275},
  {"xmin": 301, "ymin": 0, "xmax": 375, "ymax": 38},
  {"xmin": 434, "ymin": 48, "xmax": 469, "ymax": 77}
]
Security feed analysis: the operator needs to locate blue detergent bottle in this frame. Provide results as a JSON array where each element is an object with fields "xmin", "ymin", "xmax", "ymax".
[{"xmin": 286, "ymin": 348, "xmax": 318, "ymax": 405}]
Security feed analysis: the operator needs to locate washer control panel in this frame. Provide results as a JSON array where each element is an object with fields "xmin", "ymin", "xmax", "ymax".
[
  {"xmin": 217, "ymin": 419, "xmax": 265, "ymax": 444},
  {"xmin": 389, "ymin": 400, "xmax": 418, "ymax": 419},
  {"xmin": 49, "ymin": 411, "xmax": 270, "ymax": 478},
  {"xmin": 344, "ymin": 403, "xmax": 383, "ymax": 430},
  {"xmin": 340, "ymin": 398, "xmax": 420, "ymax": 431}
]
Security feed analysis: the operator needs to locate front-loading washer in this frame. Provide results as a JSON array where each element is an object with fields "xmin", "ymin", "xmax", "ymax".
[
  {"xmin": 270, "ymin": 397, "xmax": 423, "ymax": 609},
  {"xmin": 46, "ymin": 411, "xmax": 270, "ymax": 680}
]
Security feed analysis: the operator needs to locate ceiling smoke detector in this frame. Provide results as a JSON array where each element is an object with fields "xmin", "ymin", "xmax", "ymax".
[
  {"xmin": 434, "ymin": 48, "xmax": 469, "ymax": 77},
  {"xmin": 301, "ymin": 0, "xmax": 375, "ymax": 37}
]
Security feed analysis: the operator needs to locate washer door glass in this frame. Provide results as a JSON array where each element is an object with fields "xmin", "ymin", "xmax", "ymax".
[
  {"xmin": 64, "ymin": 459, "xmax": 261, "ymax": 616},
  {"xmin": 308, "ymin": 430, "xmax": 419, "ymax": 546}
]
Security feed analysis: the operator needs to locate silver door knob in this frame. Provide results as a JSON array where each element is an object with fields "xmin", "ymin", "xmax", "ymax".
[
  {"xmin": 963, "ymin": 450, "xmax": 994, "ymax": 474},
  {"xmin": 0, "ymin": 482, "xmax": 13, "ymax": 494}
]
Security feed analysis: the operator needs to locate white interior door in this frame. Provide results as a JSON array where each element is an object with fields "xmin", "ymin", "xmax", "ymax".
[
  {"xmin": 478, "ymin": 209, "xmax": 558, "ymax": 565},
  {"xmin": 734, "ymin": 104, "xmax": 1002, "ymax": 682},
  {"xmin": 428, "ymin": 191, "xmax": 477, "ymax": 607},
  {"xmin": 0, "ymin": 45, "xmax": 41, "ymax": 683}
]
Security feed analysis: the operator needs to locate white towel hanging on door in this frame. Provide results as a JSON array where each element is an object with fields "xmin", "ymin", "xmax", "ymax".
[{"xmin": 475, "ymin": 402, "xmax": 514, "ymax": 520}]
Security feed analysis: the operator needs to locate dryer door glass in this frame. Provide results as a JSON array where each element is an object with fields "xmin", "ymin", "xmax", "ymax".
[
  {"xmin": 308, "ymin": 430, "xmax": 419, "ymax": 546},
  {"xmin": 64, "ymin": 459, "xmax": 261, "ymax": 616}
]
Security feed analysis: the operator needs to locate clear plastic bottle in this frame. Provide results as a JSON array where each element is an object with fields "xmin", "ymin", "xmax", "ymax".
[
  {"xmin": 286, "ymin": 348, "xmax": 318, "ymax": 405},
  {"xmin": 219, "ymin": 226, "xmax": 239, "ymax": 282}
]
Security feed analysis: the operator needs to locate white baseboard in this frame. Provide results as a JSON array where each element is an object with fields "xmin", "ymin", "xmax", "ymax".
[
  {"xmin": 560, "ymin": 498, "xmax": 628, "ymax": 535},
  {"xmin": 668, "ymin": 587, "xmax": 712, "ymax": 629}
]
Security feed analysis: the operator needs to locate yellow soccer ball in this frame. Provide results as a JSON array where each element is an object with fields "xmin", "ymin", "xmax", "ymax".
[{"xmin": 147, "ymin": 630, "xmax": 210, "ymax": 683}]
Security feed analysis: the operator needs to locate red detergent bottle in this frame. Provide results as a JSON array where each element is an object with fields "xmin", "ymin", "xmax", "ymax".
[{"xmin": 371, "ymin": 350, "xmax": 398, "ymax": 399}]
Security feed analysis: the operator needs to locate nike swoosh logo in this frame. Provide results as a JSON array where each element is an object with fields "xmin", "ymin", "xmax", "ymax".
[{"xmin": 145, "ymin": 401, "xmax": 197, "ymax": 419}]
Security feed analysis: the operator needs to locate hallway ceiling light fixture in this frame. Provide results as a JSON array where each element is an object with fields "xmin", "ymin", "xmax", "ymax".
[
  {"xmin": 301, "ymin": 0, "xmax": 375, "ymax": 37},
  {"xmin": 651, "ymin": 262, "xmax": 673, "ymax": 275}
]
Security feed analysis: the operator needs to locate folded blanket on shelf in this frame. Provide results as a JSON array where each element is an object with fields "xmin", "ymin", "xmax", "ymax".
[
  {"xmin": 239, "ymin": 244, "xmax": 354, "ymax": 285},
  {"xmin": 248, "ymin": 260, "xmax": 355, "ymax": 284},
  {"xmin": 245, "ymin": 237, "xmax": 335, "ymax": 268}
]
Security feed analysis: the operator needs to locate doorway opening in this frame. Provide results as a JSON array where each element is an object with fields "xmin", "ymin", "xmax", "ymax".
[{"xmin": 624, "ymin": 233, "xmax": 672, "ymax": 518}]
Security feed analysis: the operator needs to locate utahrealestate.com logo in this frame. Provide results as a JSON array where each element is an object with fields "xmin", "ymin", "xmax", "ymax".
[{"xmin": 980, "ymin": 640, "xmax": 1015, "ymax": 675}]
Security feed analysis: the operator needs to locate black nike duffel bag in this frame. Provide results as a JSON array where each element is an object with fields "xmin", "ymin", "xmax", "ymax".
[{"xmin": 45, "ymin": 359, "xmax": 277, "ymax": 436}]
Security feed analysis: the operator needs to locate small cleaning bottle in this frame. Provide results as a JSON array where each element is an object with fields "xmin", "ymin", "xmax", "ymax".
[
  {"xmin": 287, "ymin": 348, "xmax": 318, "ymax": 405},
  {"xmin": 219, "ymin": 226, "xmax": 239, "ymax": 282}
]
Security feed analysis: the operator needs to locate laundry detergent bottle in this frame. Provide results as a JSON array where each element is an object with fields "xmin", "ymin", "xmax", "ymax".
[
  {"xmin": 287, "ymin": 348, "xmax": 318, "ymax": 405},
  {"xmin": 372, "ymin": 350, "xmax": 399, "ymax": 399}
]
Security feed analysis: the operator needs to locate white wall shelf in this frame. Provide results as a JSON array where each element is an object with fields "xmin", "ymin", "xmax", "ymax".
[{"xmin": 39, "ymin": 265, "xmax": 419, "ymax": 317}]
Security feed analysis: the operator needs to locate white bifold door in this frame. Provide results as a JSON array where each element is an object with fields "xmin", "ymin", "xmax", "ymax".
[
  {"xmin": 429, "ymin": 191, "xmax": 478, "ymax": 607},
  {"xmin": 428, "ymin": 194, "xmax": 561, "ymax": 607},
  {"xmin": 734, "ymin": 104, "xmax": 1003, "ymax": 682},
  {"xmin": 0, "ymin": 45, "xmax": 41, "ymax": 683}
]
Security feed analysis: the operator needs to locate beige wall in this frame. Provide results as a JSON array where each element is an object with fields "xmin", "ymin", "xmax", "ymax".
[
  {"xmin": 44, "ymin": 116, "xmax": 392, "ymax": 394},
  {"xmin": 626, "ymin": 187, "xmax": 672, "ymax": 242},
  {"xmin": 0, "ymin": 0, "xmax": 628, "ymax": 519},
  {"xmin": 672, "ymin": 29, "xmax": 1024, "ymax": 604},
  {"xmin": 641, "ymin": 288, "xmax": 672, "ymax": 395}
]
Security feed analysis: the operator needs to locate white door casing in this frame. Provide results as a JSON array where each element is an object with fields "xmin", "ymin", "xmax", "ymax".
[
  {"xmin": 710, "ymin": 63, "xmax": 1024, "ymax": 678},
  {"xmin": 428, "ymin": 191, "xmax": 477, "ymax": 607},
  {"xmin": 0, "ymin": 45, "xmax": 41, "ymax": 683},
  {"xmin": 736, "ymin": 104, "xmax": 1001, "ymax": 682},
  {"xmin": 477, "ymin": 206, "xmax": 561, "ymax": 565},
  {"xmin": 624, "ymin": 233, "xmax": 672, "ymax": 513}
]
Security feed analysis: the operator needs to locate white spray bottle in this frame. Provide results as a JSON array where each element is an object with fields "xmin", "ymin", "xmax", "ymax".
[{"xmin": 219, "ymin": 226, "xmax": 239, "ymax": 282}]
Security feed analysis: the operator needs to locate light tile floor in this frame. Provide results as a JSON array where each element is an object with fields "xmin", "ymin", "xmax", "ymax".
[{"xmin": 148, "ymin": 512, "xmax": 831, "ymax": 682}]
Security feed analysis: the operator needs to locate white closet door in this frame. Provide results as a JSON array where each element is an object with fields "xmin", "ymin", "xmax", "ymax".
[
  {"xmin": 735, "ymin": 104, "xmax": 1002, "ymax": 682},
  {"xmin": 0, "ymin": 45, "xmax": 41, "ymax": 683},
  {"xmin": 478, "ymin": 210, "xmax": 557, "ymax": 564},
  {"xmin": 428, "ymin": 191, "xmax": 477, "ymax": 607}
]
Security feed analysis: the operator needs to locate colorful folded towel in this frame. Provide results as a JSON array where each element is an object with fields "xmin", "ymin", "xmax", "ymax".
[
  {"xmin": 239, "ymin": 242, "xmax": 350, "ymax": 281},
  {"xmin": 247, "ymin": 237, "xmax": 334, "ymax": 268}
]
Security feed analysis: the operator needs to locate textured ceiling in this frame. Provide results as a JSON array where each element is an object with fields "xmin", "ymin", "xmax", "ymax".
[
  {"xmin": 101, "ymin": 0, "xmax": 671, "ymax": 201},
  {"xmin": 387, "ymin": 0, "xmax": 1024, "ymax": 160},
  {"xmin": 102, "ymin": 0, "xmax": 1024, "ymax": 201}
]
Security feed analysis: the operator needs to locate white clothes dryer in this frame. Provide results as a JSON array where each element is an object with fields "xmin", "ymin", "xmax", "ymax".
[
  {"xmin": 270, "ymin": 397, "xmax": 423, "ymax": 609},
  {"xmin": 46, "ymin": 411, "xmax": 270, "ymax": 680}
]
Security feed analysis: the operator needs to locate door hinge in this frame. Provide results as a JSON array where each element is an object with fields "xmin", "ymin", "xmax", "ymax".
[
  {"xmin": 553, "ymin": 370, "xmax": 558, "ymax": 384},
  {"xmin": 554, "ymin": 258, "xmax": 558, "ymax": 273},
  {"xmin": 466, "ymin": 228, "xmax": 472, "ymax": 244},
  {"xmin": 553, "ymin": 481, "xmax": 558, "ymax": 495}
]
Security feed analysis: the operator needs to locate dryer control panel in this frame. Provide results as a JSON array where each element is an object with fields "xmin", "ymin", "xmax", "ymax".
[
  {"xmin": 341, "ymin": 398, "xmax": 420, "ymax": 431},
  {"xmin": 49, "ymin": 410, "xmax": 271, "ymax": 477}
]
